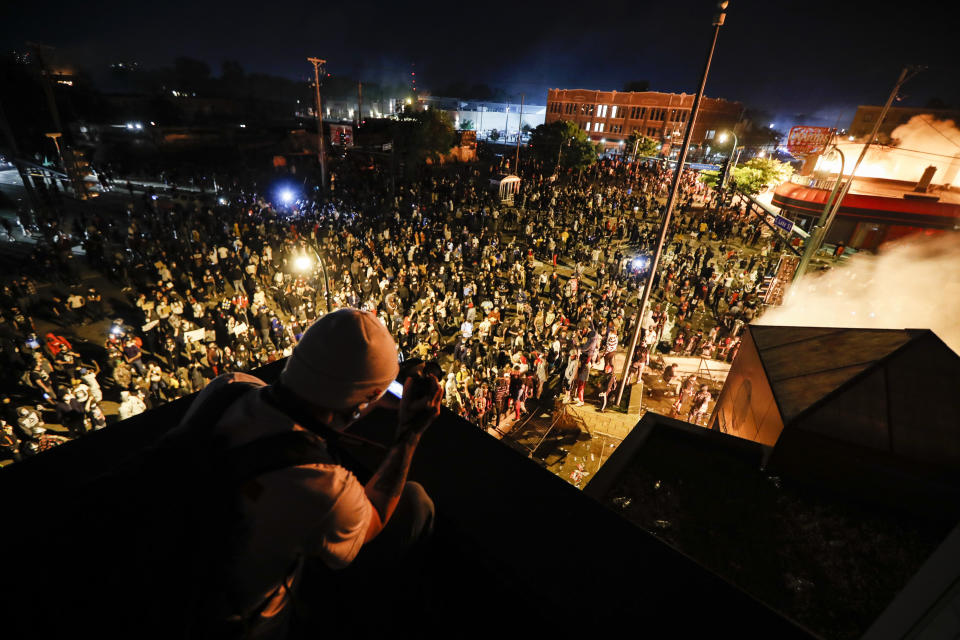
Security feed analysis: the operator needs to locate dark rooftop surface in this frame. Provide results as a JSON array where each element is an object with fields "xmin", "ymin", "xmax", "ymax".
[
  {"xmin": 749, "ymin": 326, "xmax": 919, "ymax": 423},
  {"xmin": 0, "ymin": 360, "xmax": 811, "ymax": 638},
  {"xmin": 588, "ymin": 414, "xmax": 955, "ymax": 640}
]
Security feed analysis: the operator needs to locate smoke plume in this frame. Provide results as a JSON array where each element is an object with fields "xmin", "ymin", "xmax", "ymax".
[
  {"xmin": 818, "ymin": 115, "xmax": 960, "ymax": 187},
  {"xmin": 756, "ymin": 233, "xmax": 960, "ymax": 354}
]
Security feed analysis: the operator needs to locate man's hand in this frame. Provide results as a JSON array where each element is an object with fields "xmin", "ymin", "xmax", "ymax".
[{"xmin": 397, "ymin": 366, "xmax": 443, "ymax": 441}]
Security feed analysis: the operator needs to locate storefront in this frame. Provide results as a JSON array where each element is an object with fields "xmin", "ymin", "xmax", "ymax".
[{"xmin": 771, "ymin": 178, "xmax": 960, "ymax": 252}]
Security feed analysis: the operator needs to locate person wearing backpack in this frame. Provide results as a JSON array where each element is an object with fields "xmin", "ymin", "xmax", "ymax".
[{"xmin": 168, "ymin": 308, "xmax": 443, "ymax": 638}]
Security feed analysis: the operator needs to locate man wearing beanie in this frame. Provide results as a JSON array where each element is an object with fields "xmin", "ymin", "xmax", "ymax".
[{"xmin": 171, "ymin": 309, "xmax": 443, "ymax": 638}]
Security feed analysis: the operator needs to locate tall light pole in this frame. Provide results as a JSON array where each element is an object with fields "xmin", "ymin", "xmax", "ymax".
[
  {"xmin": 616, "ymin": 0, "xmax": 729, "ymax": 407},
  {"xmin": 307, "ymin": 57, "xmax": 328, "ymax": 192},
  {"xmin": 791, "ymin": 66, "xmax": 922, "ymax": 282}
]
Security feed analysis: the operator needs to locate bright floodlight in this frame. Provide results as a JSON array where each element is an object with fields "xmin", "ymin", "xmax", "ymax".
[
  {"xmin": 294, "ymin": 255, "xmax": 312, "ymax": 272},
  {"xmin": 717, "ymin": 132, "xmax": 728, "ymax": 143},
  {"xmin": 280, "ymin": 189, "xmax": 294, "ymax": 205},
  {"xmin": 631, "ymin": 257, "xmax": 648, "ymax": 270}
]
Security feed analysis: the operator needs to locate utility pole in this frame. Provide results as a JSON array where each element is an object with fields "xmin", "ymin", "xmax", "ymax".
[
  {"xmin": 357, "ymin": 81, "xmax": 362, "ymax": 129},
  {"xmin": 307, "ymin": 57, "xmax": 328, "ymax": 192},
  {"xmin": 793, "ymin": 140, "xmax": 844, "ymax": 281},
  {"xmin": 792, "ymin": 66, "xmax": 922, "ymax": 282},
  {"xmin": 514, "ymin": 94, "xmax": 524, "ymax": 173},
  {"xmin": 616, "ymin": 1, "xmax": 729, "ymax": 407}
]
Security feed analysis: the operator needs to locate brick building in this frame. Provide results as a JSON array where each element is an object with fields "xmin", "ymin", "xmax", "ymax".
[{"xmin": 545, "ymin": 88, "xmax": 743, "ymax": 155}]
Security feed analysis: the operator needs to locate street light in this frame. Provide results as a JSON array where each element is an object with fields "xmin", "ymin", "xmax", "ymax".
[
  {"xmin": 294, "ymin": 255, "xmax": 313, "ymax": 272},
  {"xmin": 716, "ymin": 130, "xmax": 738, "ymax": 188}
]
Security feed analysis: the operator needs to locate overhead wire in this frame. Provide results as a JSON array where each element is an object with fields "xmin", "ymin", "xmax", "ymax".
[{"xmin": 916, "ymin": 114, "xmax": 960, "ymax": 150}]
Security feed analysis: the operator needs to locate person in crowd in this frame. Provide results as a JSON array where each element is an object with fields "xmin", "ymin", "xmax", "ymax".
[
  {"xmin": 118, "ymin": 389, "xmax": 147, "ymax": 421},
  {"xmin": 0, "ymin": 147, "xmax": 775, "ymax": 461}
]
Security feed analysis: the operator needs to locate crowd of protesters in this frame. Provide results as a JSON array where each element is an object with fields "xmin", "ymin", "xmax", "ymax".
[{"xmin": 0, "ymin": 150, "xmax": 787, "ymax": 462}]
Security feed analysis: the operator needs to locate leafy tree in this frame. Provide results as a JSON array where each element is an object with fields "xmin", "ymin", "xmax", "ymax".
[
  {"xmin": 730, "ymin": 157, "xmax": 793, "ymax": 194},
  {"xmin": 625, "ymin": 130, "xmax": 660, "ymax": 158},
  {"xmin": 390, "ymin": 108, "xmax": 456, "ymax": 171},
  {"xmin": 729, "ymin": 166, "xmax": 766, "ymax": 194},
  {"xmin": 489, "ymin": 129, "xmax": 500, "ymax": 142},
  {"xmin": 622, "ymin": 80, "xmax": 650, "ymax": 93},
  {"xmin": 528, "ymin": 120, "xmax": 598, "ymax": 172},
  {"xmin": 698, "ymin": 169, "xmax": 721, "ymax": 189}
]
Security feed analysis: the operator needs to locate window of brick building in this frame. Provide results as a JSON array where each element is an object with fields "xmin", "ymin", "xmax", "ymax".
[{"xmin": 585, "ymin": 122, "xmax": 592, "ymax": 131}]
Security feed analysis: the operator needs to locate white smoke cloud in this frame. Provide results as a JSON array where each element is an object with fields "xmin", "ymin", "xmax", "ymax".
[
  {"xmin": 756, "ymin": 233, "xmax": 960, "ymax": 354},
  {"xmin": 818, "ymin": 115, "xmax": 960, "ymax": 187}
]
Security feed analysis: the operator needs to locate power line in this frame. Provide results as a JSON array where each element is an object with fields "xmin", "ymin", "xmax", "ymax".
[
  {"xmin": 872, "ymin": 143, "xmax": 960, "ymax": 159},
  {"xmin": 916, "ymin": 114, "xmax": 960, "ymax": 150}
]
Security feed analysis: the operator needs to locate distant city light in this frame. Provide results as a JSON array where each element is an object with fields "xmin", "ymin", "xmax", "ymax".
[
  {"xmin": 218, "ymin": 197, "xmax": 227, "ymax": 205},
  {"xmin": 769, "ymin": 123, "xmax": 775, "ymax": 128}
]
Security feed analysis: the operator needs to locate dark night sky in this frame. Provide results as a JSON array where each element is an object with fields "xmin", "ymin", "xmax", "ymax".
[{"xmin": 3, "ymin": 0, "xmax": 958, "ymax": 129}]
